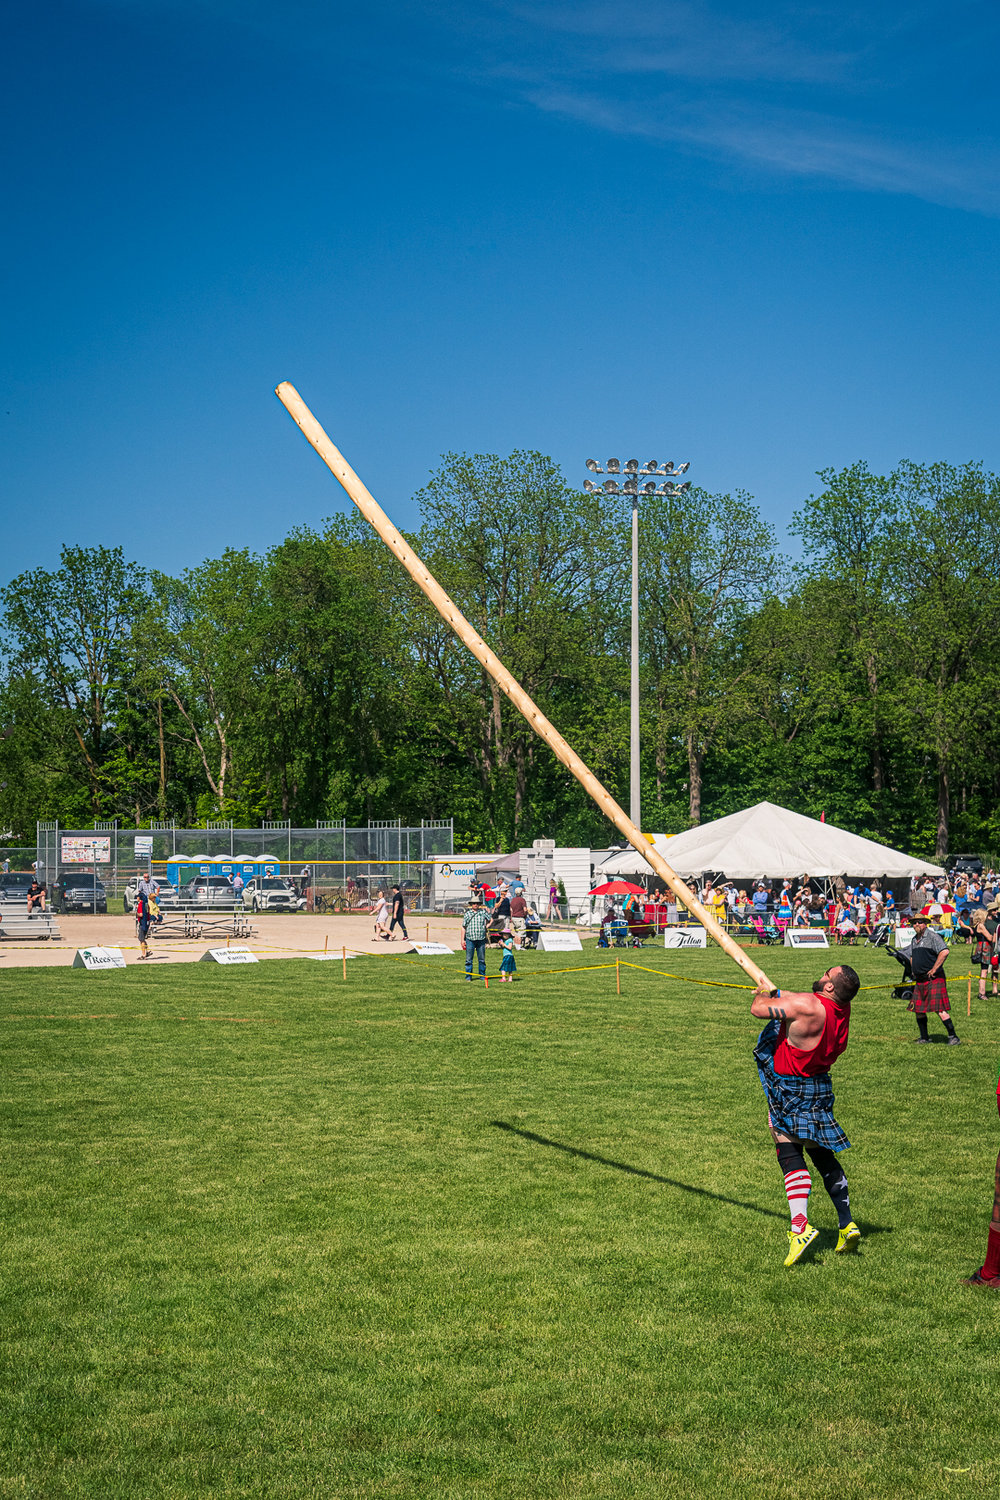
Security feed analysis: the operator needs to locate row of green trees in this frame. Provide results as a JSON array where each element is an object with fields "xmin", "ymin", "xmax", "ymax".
[{"xmin": 2, "ymin": 456, "xmax": 999, "ymax": 860}]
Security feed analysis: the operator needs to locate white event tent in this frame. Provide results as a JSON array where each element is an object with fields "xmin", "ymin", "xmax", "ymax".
[{"xmin": 599, "ymin": 801, "xmax": 944, "ymax": 882}]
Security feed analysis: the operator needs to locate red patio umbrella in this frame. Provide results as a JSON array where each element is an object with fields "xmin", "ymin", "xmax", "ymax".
[{"xmin": 589, "ymin": 879, "xmax": 647, "ymax": 896}]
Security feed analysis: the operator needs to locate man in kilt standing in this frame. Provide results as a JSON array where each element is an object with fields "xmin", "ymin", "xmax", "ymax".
[
  {"xmin": 907, "ymin": 913, "xmax": 960, "ymax": 1044},
  {"xmin": 752, "ymin": 966, "xmax": 862, "ymax": 1266}
]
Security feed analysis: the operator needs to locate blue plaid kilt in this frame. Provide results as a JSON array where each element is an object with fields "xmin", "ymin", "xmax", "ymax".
[{"xmin": 754, "ymin": 1020, "xmax": 851, "ymax": 1152}]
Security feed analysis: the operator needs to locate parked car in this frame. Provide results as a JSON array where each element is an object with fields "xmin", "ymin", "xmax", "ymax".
[
  {"xmin": 242, "ymin": 876, "xmax": 302, "ymax": 913},
  {"xmin": 122, "ymin": 875, "xmax": 178, "ymax": 913},
  {"xmin": 0, "ymin": 872, "xmax": 34, "ymax": 902},
  {"xmin": 184, "ymin": 876, "xmax": 239, "ymax": 906},
  {"xmin": 57, "ymin": 872, "xmax": 108, "ymax": 913},
  {"xmin": 949, "ymin": 854, "xmax": 984, "ymax": 878}
]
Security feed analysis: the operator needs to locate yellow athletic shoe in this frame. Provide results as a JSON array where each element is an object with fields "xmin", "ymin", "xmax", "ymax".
[
  {"xmin": 835, "ymin": 1221, "xmax": 861, "ymax": 1254},
  {"xmin": 784, "ymin": 1224, "xmax": 820, "ymax": 1266}
]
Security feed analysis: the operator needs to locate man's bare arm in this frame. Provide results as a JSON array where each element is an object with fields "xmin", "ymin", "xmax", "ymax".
[{"xmin": 750, "ymin": 989, "xmax": 821, "ymax": 1022}]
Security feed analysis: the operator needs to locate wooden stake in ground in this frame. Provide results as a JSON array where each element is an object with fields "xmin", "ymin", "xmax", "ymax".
[
  {"xmin": 616, "ymin": 957, "xmax": 621, "ymax": 995},
  {"xmin": 275, "ymin": 381, "xmax": 778, "ymax": 995},
  {"xmin": 343, "ymin": 945, "xmax": 347, "ymax": 981}
]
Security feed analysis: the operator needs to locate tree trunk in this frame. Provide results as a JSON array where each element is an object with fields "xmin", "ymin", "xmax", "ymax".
[
  {"xmin": 935, "ymin": 762, "xmax": 949, "ymax": 863},
  {"xmin": 513, "ymin": 737, "xmax": 526, "ymax": 837},
  {"xmin": 686, "ymin": 732, "xmax": 703, "ymax": 825},
  {"xmin": 872, "ymin": 736, "xmax": 884, "ymax": 796}
]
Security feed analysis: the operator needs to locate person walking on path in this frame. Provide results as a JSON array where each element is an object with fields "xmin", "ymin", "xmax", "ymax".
[
  {"xmin": 372, "ymin": 890, "xmax": 390, "ymax": 942},
  {"xmin": 751, "ymin": 965, "xmax": 862, "ymax": 1266},
  {"xmin": 907, "ymin": 914, "xmax": 960, "ymax": 1043},
  {"xmin": 134, "ymin": 868, "xmax": 158, "ymax": 960},
  {"xmin": 389, "ymin": 884, "xmax": 409, "ymax": 941},
  {"xmin": 463, "ymin": 894, "xmax": 488, "ymax": 981},
  {"xmin": 962, "ymin": 1071, "xmax": 1000, "ymax": 1289},
  {"xmin": 547, "ymin": 879, "xmax": 560, "ymax": 922}
]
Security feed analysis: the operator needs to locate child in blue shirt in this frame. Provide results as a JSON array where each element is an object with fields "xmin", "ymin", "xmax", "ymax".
[{"xmin": 500, "ymin": 929, "xmax": 517, "ymax": 982}]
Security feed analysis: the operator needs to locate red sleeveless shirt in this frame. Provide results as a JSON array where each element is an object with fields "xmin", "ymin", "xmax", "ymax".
[{"xmin": 773, "ymin": 995, "xmax": 851, "ymax": 1078}]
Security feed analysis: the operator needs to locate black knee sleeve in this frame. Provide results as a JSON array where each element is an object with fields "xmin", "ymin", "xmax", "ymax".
[
  {"xmin": 807, "ymin": 1145, "xmax": 853, "ymax": 1227},
  {"xmin": 776, "ymin": 1141, "xmax": 807, "ymax": 1175},
  {"xmin": 806, "ymin": 1145, "xmax": 838, "ymax": 1177}
]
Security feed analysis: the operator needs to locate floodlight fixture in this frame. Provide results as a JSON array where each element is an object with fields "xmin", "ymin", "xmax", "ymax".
[{"xmin": 581, "ymin": 444, "xmax": 693, "ymax": 834}]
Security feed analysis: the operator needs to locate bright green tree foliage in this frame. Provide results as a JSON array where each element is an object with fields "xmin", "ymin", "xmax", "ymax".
[{"xmin": 2, "ymin": 457, "xmax": 999, "ymax": 861}]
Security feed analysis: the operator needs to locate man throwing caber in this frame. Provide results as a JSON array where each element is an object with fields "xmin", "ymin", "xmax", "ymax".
[{"xmin": 752, "ymin": 966, "xmax": 862, "ymax": 1266}]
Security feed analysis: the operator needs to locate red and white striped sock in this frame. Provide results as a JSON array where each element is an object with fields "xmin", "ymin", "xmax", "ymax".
[{"xmin": 783, "ymin": 1169, "xmax": 812, "ymax": 1234}]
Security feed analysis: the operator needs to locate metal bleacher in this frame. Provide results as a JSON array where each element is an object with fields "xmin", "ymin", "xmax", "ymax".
[{"xmin": 0, "ymin": 900, "xmax": 61, "ymax": 941}]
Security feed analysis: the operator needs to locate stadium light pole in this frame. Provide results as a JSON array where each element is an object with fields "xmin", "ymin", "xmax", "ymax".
[{"xmin": 583, "ymin": 458, "xmax": 692, "ymax": 830}]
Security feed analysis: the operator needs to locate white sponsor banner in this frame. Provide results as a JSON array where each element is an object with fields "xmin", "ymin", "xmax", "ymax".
[
  {"xmin": 72, "ymin": 946, "xmax": 126, "ymax": 970},
  {"xmin": 62, "ymin": 836, "xmax": 111, "ymax": 864},
  {"xmin": 410, "ymin": 942, "xmax": 455, "ymax": 956},
  {"xmin": 134, "ymin": 836, "xmax": 153, "ymax": 856},
  {"xmin": 308, "ymin": 951, "xmax": 362, "ymax": 961},
  {"xmin": 432, "ymin": 859, "xmax": 483, "ymax": 902},
  {"xmin": 199, "ymin": 947, "xmax": 259, "ymax": 965},
  {"xmin": 784, "ymin": 929, "xmax": 830, "ymax": 949},
  {"xmin": 893, "ymin": 927, "xmax": 914, "ymax": 947},
  {"xmin": 663, "ymin": 927, "xmax": 708, "ymax": 949},
  {"xmin": 538, "ymin": 931, "xmax": 583, "ymax": 952}
]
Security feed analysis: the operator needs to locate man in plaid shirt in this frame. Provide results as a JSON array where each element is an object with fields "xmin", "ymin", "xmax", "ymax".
[{"xmin": 463, "ymin": 895, "xmax": 489, "ymax": 981}]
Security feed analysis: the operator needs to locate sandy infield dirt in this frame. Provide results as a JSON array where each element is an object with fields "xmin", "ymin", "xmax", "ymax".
[{"xmin": 0, "ymin": 909, "xmax": 472, "ymax": 968}]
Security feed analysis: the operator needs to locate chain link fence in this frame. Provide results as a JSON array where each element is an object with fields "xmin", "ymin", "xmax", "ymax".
[{"xmin": 36, "ymin": 819, "xmax": 453, "ymax": 911}]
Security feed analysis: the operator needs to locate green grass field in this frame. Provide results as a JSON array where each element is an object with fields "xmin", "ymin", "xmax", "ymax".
[{"xmin": 1, "ymin": 941, "xmax": 998, "ymax": 1498}]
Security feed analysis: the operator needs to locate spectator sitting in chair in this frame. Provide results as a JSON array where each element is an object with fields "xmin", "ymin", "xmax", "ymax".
[
  {"xmin": 954, "ymin": 906, "xmax": 974, "ymax": 944},
  {"xmin": 26, "ymin": 877, "xmax": 46, "ymax": 915}
]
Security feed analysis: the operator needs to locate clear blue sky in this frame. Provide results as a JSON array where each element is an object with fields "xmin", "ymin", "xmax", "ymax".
[{"xmin": 5, "ymin": 0, "xmax": 1000, "ymax": 580}]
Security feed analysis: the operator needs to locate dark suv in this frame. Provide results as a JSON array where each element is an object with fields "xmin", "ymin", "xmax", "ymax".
[
  {"xmin": 949, "ymin": 854, "xmax": 983, "ymax": 878},
  {"xmin": 0, "ymin": 873, "xmax": 34, "ymax": 902},
  {"xmin": 57, "ymin": 871, "xmax": 108, "ymax": 913}
]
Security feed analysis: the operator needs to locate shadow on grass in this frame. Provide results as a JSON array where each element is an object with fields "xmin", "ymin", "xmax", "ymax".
[{"xmin": 491, "ymin": 1120, "xmax": 786, "ymax": 1220}]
